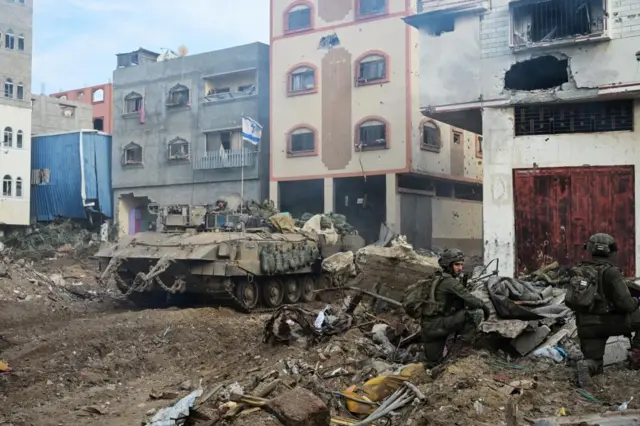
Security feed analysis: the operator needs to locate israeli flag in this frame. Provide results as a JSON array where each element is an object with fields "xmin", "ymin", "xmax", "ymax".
[{"xmin": 242, "ymin": 116, "xmax": 262, "ymax": 146}]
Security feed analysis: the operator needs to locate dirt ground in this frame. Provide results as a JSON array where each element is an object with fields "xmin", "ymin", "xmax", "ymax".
[{"xmin": 1, "ymin": 258, "xmax": 639, "ymax": 425}]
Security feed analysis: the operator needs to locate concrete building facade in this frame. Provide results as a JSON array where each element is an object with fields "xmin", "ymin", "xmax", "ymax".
[
  {"xmin": 112, "ymin": 44, "xmax": 270, "ymax": 235},
  {"xmin": 0, "ymin": 0, "xmax": 32, "ymax": 226},
  {"xmin": 50, "ymin": 83, "xmax": 114, "ymax": 133},
  {"xmin": 270, "ymin": 0, "xmax": 484, "ymax": 252},
  {"xmin": 406, "ymin": 0, "xmax": 640, "ymax": 276},
  {"xmin": 31, "ymin": 95, "xmax": 93, "ymax": 136}
]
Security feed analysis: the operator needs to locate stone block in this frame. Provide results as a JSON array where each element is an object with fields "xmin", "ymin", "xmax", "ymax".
[
  {"xmin": 604, "ymin": 335, "xmax": 631, "ymax": 366},
  {"xmin": 267, "ymin": 387, "xmax": 331, "ymax": 426},
  {"xmin": 512, "ymin": 325, "xmax": 551, "ymax": 356}
]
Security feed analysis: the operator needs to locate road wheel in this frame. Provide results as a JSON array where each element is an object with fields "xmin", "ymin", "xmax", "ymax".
[
  {"xmin": 283, "ymin": 277, "xmax": 301, "ymax": 304},
  {"xmin": 234, "ymin": 279, "xmax": 259, "ymax": 311},
  {"xmin": 262, "ymin": 279, "xmax": 284, "ymax": 308},
  {"xmin": 300, "ymin": 276, "xmax": 316, "ymax": 303}
]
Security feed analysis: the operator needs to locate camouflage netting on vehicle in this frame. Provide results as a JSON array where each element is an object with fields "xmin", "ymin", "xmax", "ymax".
[
  {"xmin": 260, "ymin": 241, "xmax": 320, "ymax": 274},
  {"xmin": 245, "ymin": 199, "xmax": 278, "ymax": 219},
  {"xmin": 296, "ymin": 212, "xmax": 354, "ymax": 235}
]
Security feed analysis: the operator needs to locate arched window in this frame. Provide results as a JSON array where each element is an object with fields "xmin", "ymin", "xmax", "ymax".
[
  {"xmin": 92, "ymin": 88, "xmax": 104, "ymax": 102},
  {"xmin": 3, "ymin": 127, "xmax": 12, "ymax": 147},
  {"xmin": 15, "ymin": 177, "xmax": 22, "ymax": 197},
  {"xmin": 287, "ymin": 65, "xmax": 316, "ymax": 95},
  {"xmin": 16, "ymin": 82, "xmax": 24, "ymax": 100},
  {"xmin": 17, "ymin": 34, "xmax": 24, "ymax": 51},
  {"xmin": 421, "ymin": 120, "xmax": 441, "ymax": 152},
  {"xmin": 3, "ymin": 175, "xmax": 12, "ymax": 196},
  {"xmin": 168, "ymin": 137, "xmax": 190, "ymax": 160},
  {"xmin": 123, "ymin": 142, "xmax": 143, "ymax": 165},
  {"xmin": 16, "ymin": 130, "xmax": 23, "ymax": 148},
  {"xmin": 355, "ymin": 118, "xmax": 388, "ymax": 151},
  {"xmin": 287, "ymin": 126, "xmax": 317, "ymax": 156},
  {"xmin": 4, "ymin": 78, "xmax": 13, "ymax": 98},
  {"xmin": 355, "ymin": 52, "xmax": 388, "ymax": 85},
  {"xmin": 5, "ymin": 30, "xmax": 14, "ymax": 49},
  {"xmin": 286, "ymin": 3, "xmax": 312, "ymax": 32},
  {"xmin": 167, "ymin": 84, "xmax": 190, "ymax": 107},
  {"xmin": 124, "ymin": 91, "xmax": 142, "ymax": 113}
]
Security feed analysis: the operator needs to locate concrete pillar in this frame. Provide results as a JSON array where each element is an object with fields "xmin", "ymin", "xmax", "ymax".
[
  {"xmin": 323, "ymin": 177, "xmax": 334, "ymax": 213},
  {"xmin": 385, "ymin": 173, "xmax": 400, "ymax": 233},
  {"xmin": 269, "ymin": 180, "xmax": 279, "ymax": 210}
]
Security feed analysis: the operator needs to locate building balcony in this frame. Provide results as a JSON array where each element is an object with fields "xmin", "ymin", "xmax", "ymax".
[
  {"xmin": 193, "ymin": 150, "xmax": 257, "ymax": 170},
  {"xmin": 416, "ymin": 0, "xmax": 488, "ymax": 14}
]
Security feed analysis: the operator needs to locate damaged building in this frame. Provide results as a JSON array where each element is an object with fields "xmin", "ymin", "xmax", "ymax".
[
  {"xmin": 405, "ymin": 0, "xmax": 640, "ymax": 276},
  {"xmin": 111, "ymin": 44, "xmax": 270, "ymax": 235},
  {"xmin": 270, "ymin": 0, "xmax": 484, "ymax": 254}
]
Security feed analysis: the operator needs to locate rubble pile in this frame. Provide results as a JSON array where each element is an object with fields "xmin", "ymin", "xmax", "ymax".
[{"xmin": 1, "ymin": 220, "xmax": 101, "ymax": 260}]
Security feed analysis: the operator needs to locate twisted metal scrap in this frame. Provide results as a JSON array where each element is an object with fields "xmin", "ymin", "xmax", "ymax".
[{"xmin": 263, "ymin": 305, "xmax": 353, "ymax": 345}]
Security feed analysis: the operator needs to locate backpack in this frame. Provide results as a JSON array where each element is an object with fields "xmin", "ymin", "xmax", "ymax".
[
  {"xmin": 565, "ymin": 263, "xmax": 611, "ymax": 313},
  {"xmin": 402, "ymin": 275, "xmax": 444, "ymax": 319}
]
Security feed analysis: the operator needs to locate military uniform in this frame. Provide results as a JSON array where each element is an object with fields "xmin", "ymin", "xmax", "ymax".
[
  {"xmin": 409, "ymin": 249, "xmax": 490, "ymax": 368},
  {"xmin": 574, "ymin": 233, "xmax": 640, "ymax": 386},
  {"xmin": 421, "ymin": 271, "xmax": 486, "ymax": 366}
]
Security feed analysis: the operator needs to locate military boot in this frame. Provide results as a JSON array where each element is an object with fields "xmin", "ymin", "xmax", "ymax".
[
  {"xmin": 628, "ymin": 348, "xmax": 640, "ymax": 370},
  {"xmin": 576, "ymin": 359, "xmax": 603, "ymax": 389}
]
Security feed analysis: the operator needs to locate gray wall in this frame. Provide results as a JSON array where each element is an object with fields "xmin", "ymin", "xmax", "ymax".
[
  {"xmin": 111, "ymin": 42, "xmax": 270, "ymax": 203},
  {"xmin": 0, "ymin": 0, "xmax": 32, "ymax": 110},
  {"xmin": 31, "ymin": 95, "xmax": 93, "ymax": 136}
]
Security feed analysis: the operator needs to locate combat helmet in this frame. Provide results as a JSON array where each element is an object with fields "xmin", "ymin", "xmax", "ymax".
[
  {"xmin": 584, "ymin": 233, "xmax": 618, "ymax": 257},
  {"xmin": 438, "ymin": 248, "xmax": 465, "ymax": 269}
]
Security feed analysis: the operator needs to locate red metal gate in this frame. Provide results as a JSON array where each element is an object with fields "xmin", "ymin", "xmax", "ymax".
[{"xmin": 513, "ymin": 166, "xmax": 635, "ymax": 276}]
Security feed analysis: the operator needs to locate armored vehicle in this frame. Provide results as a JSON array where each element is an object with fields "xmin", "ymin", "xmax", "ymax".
[{"xmin": 96, "ymin": 203, "xmax": 364, "ymax": 312}]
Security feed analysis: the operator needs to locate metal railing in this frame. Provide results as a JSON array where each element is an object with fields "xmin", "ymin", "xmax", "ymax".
[{"xmin": 193, "ymin": 150, "xmax": 257, "ymax": 170}]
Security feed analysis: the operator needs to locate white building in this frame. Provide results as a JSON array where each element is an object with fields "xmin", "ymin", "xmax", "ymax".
[
  {"xmin": 0, "ymin": 0, "xmax": 33, "ymax": 226},
  {"xmin": 406, "ymin": 0, "xmax": 640, "ymax": 277}
]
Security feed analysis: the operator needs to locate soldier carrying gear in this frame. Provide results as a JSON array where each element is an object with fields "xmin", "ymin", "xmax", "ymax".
[
  {"xmin": 402, "ymin": 248, "xmax": 490, "ymax": 369},
  {"xmin": 569, "ymin": 233, "xmax": 640, "ymax": 388}
]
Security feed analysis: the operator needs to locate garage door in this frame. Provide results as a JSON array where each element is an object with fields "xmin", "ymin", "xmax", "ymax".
[{"xmin": 513, "ymin": 166, "xmax": 635, "ymax": 276}]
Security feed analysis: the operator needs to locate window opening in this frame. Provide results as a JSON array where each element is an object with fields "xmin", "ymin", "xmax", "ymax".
[
  {"xmin": 359, "ymin": 0, "xmax": 386, "ymax": 16},
  {"xmin": 289, "ymin": 67, "xmax": 315, "ymax": 92},
  {"xmin": 514, "ymin": 100, "xmax": 634, "ymax": 136},
  {"xmin": 357, "ymin": 120, "xmax": 387, "ymax": 150},
  {"xmin": 357, "ymin": 54, "xmax": 386, "ymax": 84},
  {"xmin": 123, "ymin": 143, "xmax": 143, "ymax": 164},
  {"xmin": 124, "ymin": 92, "xmax": 142, "ymax": 113},
  {"xmin": 421, "ymin": 121, "xmax": 441, "ymax": 150},
  {"xmin": 167, "ymin": 84, "xmax": 189, "ymax": 106},
  {"xmin": 17, "ymin": 35, "xmax": 24, "ymax": 51},
  {"xmin": 288, "ymin": 4, "xmax": 312, "ymax": 31},
  {"xmin": 290, "ymin": 128, "xmax": 315, "ymax": 153},
  {"xmin": 168, "ymin": 138, "xmax": 189, "ymax": 160},
  {"xmin": 5, "ymin": 31, "xmax": 14, "ymax": 49},
  {"xmin": 16, "ymin": 130, "xmax": 22, "ymax": 148},
  {"xmin": 3, "ymin": 127, "xmax": 12, "ymax": 147},
  {"xmin": 4, "ymin": 78, "xmax": 13, "ymax": 98},
  {"xmin": 504, "ymin": 56, "xmax": 569, "ymax": 91},
  {"xmin": 15, "ymin": 177, "xmax": 22, "ymax": 197},
  {"xmin": 3, "ymin": 175, "xmax": 11, "ymax": 196},
  {"xmin": 92, "ymin": 89, "xmax": 104, "ymax": 102}
]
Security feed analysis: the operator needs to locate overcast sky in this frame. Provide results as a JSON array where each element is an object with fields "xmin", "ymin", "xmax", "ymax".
[{"xmin": 32, "ymin": 0, "xmax": 270, "ymax": 94}]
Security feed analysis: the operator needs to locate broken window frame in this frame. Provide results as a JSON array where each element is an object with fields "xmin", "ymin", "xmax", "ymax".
[
  {"xmin": 16, "ymin": 130, "xmax": 22, "ymax": 148},
  {"xmin": 167, "ymin": 137, "xmax": 190, "ymax": 161},
  {"xmin": 356, "ymin": 119, "xmax": 388, "ymax": 151},
  {"xmin": 205, "ymin": 130, "xmax": 238, "ymax": 153},
  {"xmin": 2, "ymin": 175, "xmax": 11, "ymax": 196},
  {"xmin": 4, "ymin": 78, "xmax": 13, "ymax": 98},
  {"xmin": 509, "ymin": 0, "xmax": 608, "ymax": 50},
  {"xmin": 3, "ymin": 127, "xmax": 12, "ymax": 148},
  {"xmin": 31, "ymin": 169, "xmax": 50, "ymax": 185},
  {"xmin": 420, "ymin": 120, "xmax": 442, "ymax": 152},
  {"xmin": 356, "ymin": 54, "xmax": 387, "ymax": 85},
  {"xmin": 16, "ymin": 83, "xmax": 24, "ymax": 100},
  {"xmin": 514, "ymin": 100, "xmax": 634, "ymax": 136},
  {"xmin": 166, "ymin": 84, "xmax": 190, "ymax": 107},
  {"xmin": 288, "ymin": 127, "xmax": 316, "ymax": 155},
  {"xmin": 289, "ymin": 66, "xmax": 316, "ymax": 94},
  {"xmin": 124, "ymin": 92, "xmax": 143, "ymax": 114},
  {"xmin": 122, "ymin": 142, "xmax": 143, "ymax": 165},
  {"xmin": 286, "ymin": 4, "xmax": 312, "ymax": 32},
  {"xmin": 358, "ymin": 0, "xmax": 386, "ymax": 17},
  {"xmin": 452, "ymin": 130, "xmax": 462, "ymax": 145}
]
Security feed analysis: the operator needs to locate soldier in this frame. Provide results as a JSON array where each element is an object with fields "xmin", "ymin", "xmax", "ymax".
[
  {"xmin": 569, "ymin": 233, "xmax": 640, "ymax": 387},
  {"xmin": 404, "ymin": 248, "xmax": 490, "ymax": 368}
]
